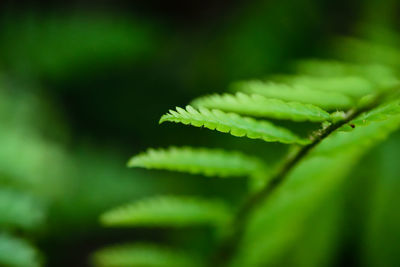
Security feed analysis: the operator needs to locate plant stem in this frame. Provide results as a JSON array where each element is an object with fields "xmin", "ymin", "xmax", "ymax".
[{"xmin": 212, "ymin": 95, "xmax": 385, "ymax": 265}]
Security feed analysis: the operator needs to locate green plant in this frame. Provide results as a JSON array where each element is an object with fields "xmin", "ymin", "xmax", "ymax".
[
  {"xmin": 93, "ymin": 39, "xmax": 400, "ymax": 267},
  {"xmin": 0, "ymin": 89, "xmax": 56, "ymax": 267}
]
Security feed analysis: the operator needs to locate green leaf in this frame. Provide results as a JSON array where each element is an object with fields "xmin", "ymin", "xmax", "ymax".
[
  {"xmin": 317, "ymin": 109, "xmax": 400, "ymax": 156},
  {"xmin": 92, "ymin": 243, "xmax": 201, "ymax": 267},
  {"xmin": 0, "ymin": 233, "xmax": 41, "ymax": 267},
  {"xmin": 352, "ymin": 100, "xmax": 400, "ymax": 126},
  {"xmin": 128, "ymin": 146, "xmax": 266, "ymax": 178},
  {"xmin": 272, "ymin": 75, "xmax": 375, "ymax": 98},
  {"xmin": 231, "ymin": 80, "xmax": 354, "ymax": 110},
  {"xmin": 338, "ymin": 100, "xmax": 400, "ymax": 132},
  {"xmin": 362, "ymin": 133, "xmax": 400, "ymax": 267},
  {"xmin": 332, "ymin": 37, "xmax": 400, "ymax": 69},
  {"xmin": 160, "ymin": 106, "xmax": 310, "ymax": 145},
  {"xmin": 191, "ymin": 92, "xmax": 330, "ymax": 122},
  {"xmin": 281, "ymin": 199, "xmax": 343, "ymax": 267},
  {"xmin": 232, "ymin": 112, "xmax": 400, "ymax": 267},
  {"xmin": 0, "ymin": 188, "xmax": 45, "ymax": 231},
  {"xmin": 100, "ymin": 196, "xmax": 231, "ymax": 227},
  {"xmin": 294, "ymin": 59, "xmax": 399, "ymax": 88}
]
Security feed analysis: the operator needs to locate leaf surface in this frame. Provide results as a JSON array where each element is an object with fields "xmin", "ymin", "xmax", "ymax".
[
  {"xmin": 128, "ymin": 146, "xmax": 266, "ymax": 178},
  {"xmin": 160, "ymin": 106, "xmax": 310, "ymax": 145},
  {"xmin": 231, "ymin": 80, "xmax": 354, "ymax": 110},
  {"xmin": 101, "ymin": 196, "xmax": 231, "ymax": 227},
  {"xmin": 191, "ymin": 92, "xmax": 330, "ymax": 122},
  {"xmin": 93, "ymin": 243, "xmax": 201, "ymax": 267}
]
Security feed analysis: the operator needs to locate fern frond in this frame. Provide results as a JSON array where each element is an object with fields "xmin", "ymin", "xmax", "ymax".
[
  {"xmin": 160, "ymin": 106, "xmax": 311, "ymax": 145},
  {"xmin": 92, "ymin": 243, "xmax": 201, "ymax": 267},
  {"xmin": 0, "ymin": 188, "xmax": 45, "ymax": 231},
  {"xmin": 337, "ymin": 99, "xmax": 400, "ymax": 132},
  {"xmin": 316, "ymin": 114, "xmax": 400, "ymax": 156},
  {"xmin": 333, "ymin": 37, "xmax": 400, "ymax": 68},
  {"xmin": 0, "ymin": 233, "xmax": 41, "ymax": 267},
  {"xmin": 273, "ymin": 75, "xmax": 374, "ymax": 98},
  {"xmin": 294, "ymin": 59, "xmax": 399, "ymax": 88},
  {"xmin": 352, "ymin": 100, "xmax": 400, "ymax": 126},
  {"xmin": 191, "ymin": 92, "xmax": 330, "ymax": 122},
  {"xmin": 128, "ymin": 146, "xmax": 266, "ymax": 177},
  {"xmin": 231, "ymin": 80, "xmax": 354, "ymax": 110},
  {"xmin": 232, "ymin": 109, "xmax": 400, "ymax": 267},
  {"xmin": 316, "ymin": 100, "xmax": 400, "ymax": 154},
  {"xmin": 100, "ymin": 196, "xmax": 231, "ymax": 227}
]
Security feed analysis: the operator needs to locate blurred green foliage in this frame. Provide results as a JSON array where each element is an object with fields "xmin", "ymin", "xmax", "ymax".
[{"xmin": 0, "ymin": 0, "xmax": 400, "ymax": 266}]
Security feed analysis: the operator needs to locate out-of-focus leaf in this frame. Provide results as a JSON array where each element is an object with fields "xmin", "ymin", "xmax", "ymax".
[
  {"xmin": 294, "ymin": 60, "xmax": 399, "ymax": 88},
  {"xmin": 0, "ymin": 13, "xmax": 159, "ymax": 78},
  {"xmin": 361, "ymin": 132, "xmax": 400, "ymax": 267},
  {"xmin": 333, "ymin": 36, "xmax": 400, "ymax": 68},
  {"xmin": 0, "ymin": 233, "xmax": 41, "ymax": 267},
  {"xmin": 231, "ymin": 80, "xmax": 354, "ymax": 110},
  {"xmin": 92, "ymin": 243, "xmax": 201, "ymax": 267},
  {"xmin": 100, "ymin": 196, "xmax": 231, "ymax": 228},
  {"xmin": 127, "ymin": 146, "xmax": 266, "ymax": 178},
  {"xmin": 272, "ymin": 75, "xmax": 375, "ymax": 98},
  {"xmin": 0, "ymin": 188, "xmax": 45, "ymax": 231}
]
